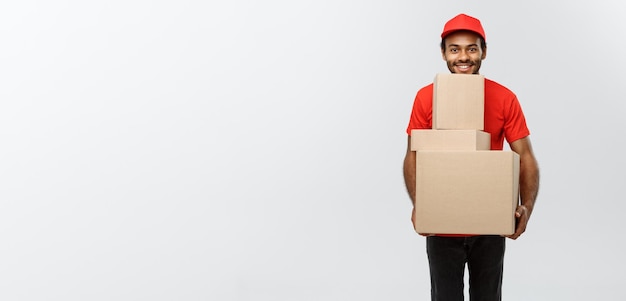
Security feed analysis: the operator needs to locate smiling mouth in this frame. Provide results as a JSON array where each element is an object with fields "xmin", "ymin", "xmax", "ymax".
[{"xmin": 455, "ymin": 65, "xmax": 472, "ymax": 71}]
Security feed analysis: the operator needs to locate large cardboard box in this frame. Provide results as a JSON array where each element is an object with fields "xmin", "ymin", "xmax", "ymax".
[
  {"xmin": 411, "ymin": 129, "xmax": 491, "ymax": 151},
  {"xmin": 413, "ymin": 151, "xmax": 520, "ymax": 235},
  {"xmin": 433, "ymin": 73, "xmax": 485, "ymax": 130}
]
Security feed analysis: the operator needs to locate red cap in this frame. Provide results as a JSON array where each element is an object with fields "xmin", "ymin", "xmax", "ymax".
[{"xmin": 441, "ymin": 13, "xmax": 485, "ymax": 41}]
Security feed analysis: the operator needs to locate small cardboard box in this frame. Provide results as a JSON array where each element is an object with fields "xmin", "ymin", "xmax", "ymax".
[
  {"xmin": 433, "ymin": 73, "xmax": 485, "ymax": 130},
  {"xmin": 414, "ymin": 151, "xmax": 520, "ymax": 235},
  {"xmin": 411, "ymin": 129, "xmax": 491, "ymax": 151}
]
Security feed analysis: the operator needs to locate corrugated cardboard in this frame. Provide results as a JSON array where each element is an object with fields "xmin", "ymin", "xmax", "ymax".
[
  {"xmin": 414, "ymin": 151, "xmax": 520, "ymax": 235},
  {"xmin": 411, "ymin": 129, "xmax": 491, "ymax": 151},
  {"xmin": 433, "ymin": 73, "xmax": 485, "ymax": 130}
]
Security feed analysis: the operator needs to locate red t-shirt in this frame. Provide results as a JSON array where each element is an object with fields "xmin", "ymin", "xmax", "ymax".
[{"xmin": 406, "ymin": 77, "xmax": 530, "ymax": 237}]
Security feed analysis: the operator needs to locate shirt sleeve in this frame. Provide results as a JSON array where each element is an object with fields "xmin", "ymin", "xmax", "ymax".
[
  {"xmin": 503, "ymin": 94, "xmax": 530, "ymax": 143},
  {"xmin": 406, "ymin": 85, "xmax": 433, "ymax": 135}
]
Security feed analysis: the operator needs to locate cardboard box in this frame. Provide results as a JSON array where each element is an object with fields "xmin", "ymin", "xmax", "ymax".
[
  {"xmin": 411, "ymin": 129, "xmax": 491, "ymax": 151},
  {"xmin": 433, "ymin": 73, "xmax": 485, "ymax": 130},
  {"xmin": 413, "ymin": 151, "xmax": 520, "ymax": 235}
]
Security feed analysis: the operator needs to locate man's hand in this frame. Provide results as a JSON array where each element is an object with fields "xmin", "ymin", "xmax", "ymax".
[
  {"xmin": 411, "ymin": 208, "xmax": 434, "ymax": 236},
  {"xmin": 506, "ymin": 205, "xmax": 531, "ymax": 240}
]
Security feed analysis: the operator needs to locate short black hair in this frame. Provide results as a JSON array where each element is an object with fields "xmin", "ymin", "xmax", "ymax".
[{"xmin": 440, "ymin": 32, "xmax": 487, "ymax": 51}]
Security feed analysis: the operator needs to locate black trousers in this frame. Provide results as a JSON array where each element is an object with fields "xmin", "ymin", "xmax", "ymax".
[{"xmin": 426, "ymin": 235, "xmax": 505, "ymax": 301}]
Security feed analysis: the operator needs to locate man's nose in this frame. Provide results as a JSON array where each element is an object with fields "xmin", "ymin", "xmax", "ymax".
[{"xmin": 458, "ymin": 50, "xmax": 469, "ymax": 61}]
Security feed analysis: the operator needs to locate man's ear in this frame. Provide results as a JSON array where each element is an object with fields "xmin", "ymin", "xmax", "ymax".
[
  {"xmin": 441, "ymin": 49, "xmax": 447, "ymax": 61},
  {"xmin": 481, "ymin": 47, "xmax": 487, "ymax": 60}
]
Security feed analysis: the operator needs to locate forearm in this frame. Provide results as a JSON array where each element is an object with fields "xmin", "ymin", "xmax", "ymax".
[
  {"xmin": 403, "ymin": 157, "xmax": 416, "ymax": 205},
  {"xmin": 403, "ymin": 141, "xmax": 416, "ymax": 205},
  {"xmin": 519, "ymin": 154, "xmax": 540, "ymax": 215}
]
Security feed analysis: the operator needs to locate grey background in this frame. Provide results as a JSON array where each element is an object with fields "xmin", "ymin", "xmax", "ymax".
[{"xmin": 1, "ymin": 1, "xmax": 624, "ymax": 300}]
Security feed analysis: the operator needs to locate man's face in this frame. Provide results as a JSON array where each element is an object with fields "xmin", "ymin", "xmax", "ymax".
[{"xmin": 441, "ymin": 31, "xmax": 486, "ymax": 74}]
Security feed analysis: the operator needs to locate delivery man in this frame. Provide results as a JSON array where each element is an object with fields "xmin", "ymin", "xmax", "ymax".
[{"xmin": 402, "ymin": 13, "xmax": 540, "ymax": 301}]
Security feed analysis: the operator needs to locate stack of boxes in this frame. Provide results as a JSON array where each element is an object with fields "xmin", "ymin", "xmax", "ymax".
[{"xmin": 411, "ymin": 74, "xmax": 520, "ymax": 235}]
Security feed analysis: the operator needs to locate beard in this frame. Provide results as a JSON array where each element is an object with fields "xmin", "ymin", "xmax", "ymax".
[{"xmin": 446, "ymin": 59, "xmax": 482, "ymax": 74}]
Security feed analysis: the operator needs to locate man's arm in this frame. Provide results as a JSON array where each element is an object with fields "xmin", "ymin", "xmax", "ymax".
[
  {"xmin": 405, "ymin": 135, "xmax": 430, "ymax": 234},
  {"xmin": 403, "ymin": 135, "xmax": 416, "ymax": 206},
  {"xmin": 507, "ymin": 136, "xmax": 540, "ymax": 240}
]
